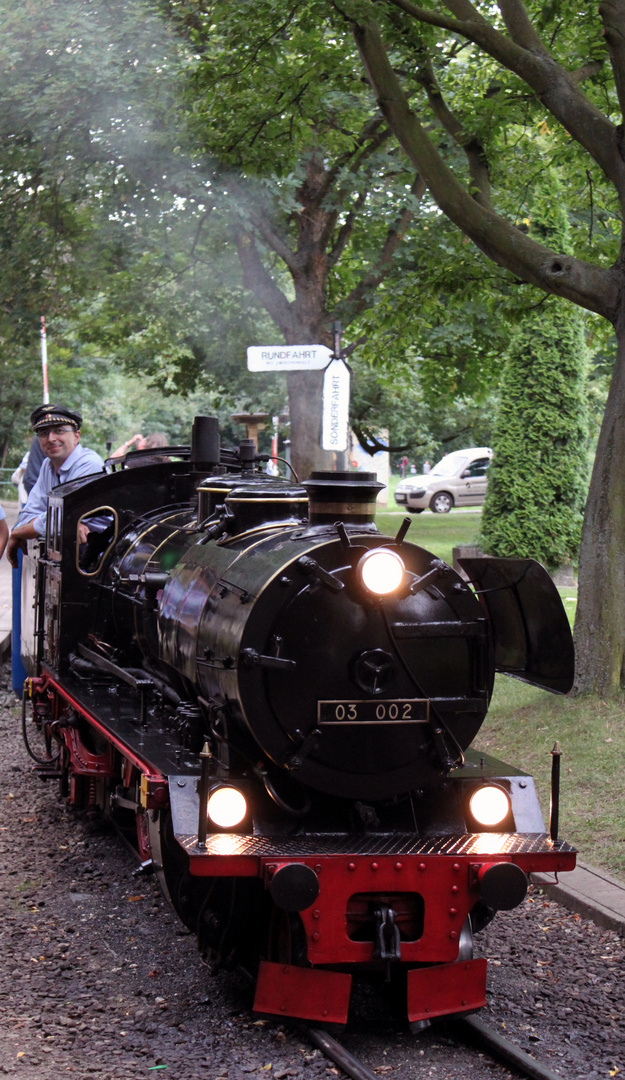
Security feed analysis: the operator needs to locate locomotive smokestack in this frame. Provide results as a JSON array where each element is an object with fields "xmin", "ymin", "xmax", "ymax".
[
  {"xmin": 302, "ymin": 472, "xmax": 384, "ymax": 526},
  {"xmin": 191, "ymin": 415, "xmax": 220, "ymax": 466}
]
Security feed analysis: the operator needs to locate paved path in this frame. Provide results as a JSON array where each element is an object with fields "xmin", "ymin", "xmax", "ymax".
[
  {"xmin": 0, "ymin": 497, "xmax": 622, "ymax": 936},
  {"xmin": 535, "ymin": 861, "xmax": 625, "ymax": 936}
]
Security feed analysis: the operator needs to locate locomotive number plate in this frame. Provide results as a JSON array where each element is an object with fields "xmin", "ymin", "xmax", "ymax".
[{"xmin": 317, "ymin": 699, "xmax": 430, "ymax": 724}]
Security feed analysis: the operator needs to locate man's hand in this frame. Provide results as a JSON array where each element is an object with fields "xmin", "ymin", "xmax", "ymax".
[
  {"xmin": 78, "ymin": 522, "xmax": 90, "ymax": 544},
  {"xmin": 7, "ymin": 520, "xmax": 39, "ymax": 568},
  {"xmin": 6, "ymin": 533, "xmax": 26, "ymax": 569}
]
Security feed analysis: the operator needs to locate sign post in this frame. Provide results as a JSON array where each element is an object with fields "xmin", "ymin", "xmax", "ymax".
[
  {"xmin": 321, "ymin": 322, "xmax": 350, "ymax": 453},
  {"xmin": 246, "ymin": 345, "xmax": 332, "ymax": 372},
  {"xmin": 41, "ymin": 315, "xmax": 49, "ymax": 405},
  {"xmin": 321, "ymin": 359, "xmax": 350, "ymax": 452},
  {"xmin": 246, "ymin": 328, "xmax": 352, "ymax": 459}
]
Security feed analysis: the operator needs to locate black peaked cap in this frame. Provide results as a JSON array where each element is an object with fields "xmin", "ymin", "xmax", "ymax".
[{"xmin": 30, "ymin": 404, "xmax": 83, "ymax": 431}]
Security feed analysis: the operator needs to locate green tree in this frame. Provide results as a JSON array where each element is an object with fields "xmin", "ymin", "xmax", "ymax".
[
  {"xmin": 346, "ymin": 0, "xmax": 625, "ymax": 696},
  {"xmin": 0, "ymin": 0, "xmax": 517, "ymax": 481},
  {"xmin": 479, "ymin": 304, "xmax": 588, "ymax": 567},
  {"xmin": 480, "ymin": 176, "xmax": 589, "ymax": 568},
  {"xmin": 0, "ymin": 0, "xmax": 185, "ymax": 452},
  {"xmin": 159, "ymin": 0, "xmax": 432, "ymax": 477}
]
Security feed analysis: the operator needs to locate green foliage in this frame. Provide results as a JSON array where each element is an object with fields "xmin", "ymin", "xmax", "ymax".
[
  {"xmin": 480, "ymin": 175, "xmax": 590, "ymax": 568},
  {"xmin": 351, "ymin": 350, "xmax": 498, "ymax": 463},
  {"xmin": 0, "ymin": 0, "xmax": 598, "ymax": 478},
  {"xmin": 479, "ymin": 298, "xmax": 589, "ymax": 567}
]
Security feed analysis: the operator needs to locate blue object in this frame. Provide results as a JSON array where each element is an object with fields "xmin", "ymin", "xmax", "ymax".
[{"xmin": 11, "ymin": 548, "xmax": 27, "ymax": 695}]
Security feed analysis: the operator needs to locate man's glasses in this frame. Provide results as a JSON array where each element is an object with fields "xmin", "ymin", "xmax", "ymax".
[{"xmin": 37, "ymin": 425, "xmax": 75, "ymax": 440}]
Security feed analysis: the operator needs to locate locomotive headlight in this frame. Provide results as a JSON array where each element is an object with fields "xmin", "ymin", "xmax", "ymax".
[
  {"xmin": 469, "ymin": 785, "xmax": 511, "ymax": 827},
  {"xmin": 207, "ymin": 786, "xmax": 247, "ymax": 829},
  {"xmin": 358, "ymin": 548, "xmax": 405, "ymax": 596}
]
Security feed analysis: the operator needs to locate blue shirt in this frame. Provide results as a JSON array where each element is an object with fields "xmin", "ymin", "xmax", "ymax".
[
  {"xmin": 16, "ymin": 443, "xmax": 105, "ymax": 536},
  {"xmin": 0, "ymin": 506, "xmax": 6, "ymax": 521}
]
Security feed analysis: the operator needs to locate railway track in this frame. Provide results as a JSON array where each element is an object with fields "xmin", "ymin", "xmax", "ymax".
[{"xmin": 304, "ymin": 1016, "xmax": 569, "ymax": 1080}]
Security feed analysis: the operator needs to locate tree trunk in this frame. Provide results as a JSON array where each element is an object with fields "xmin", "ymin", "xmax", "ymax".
[
  {"xmin": 286, "ymin": 371, "xmax": 349, "ymax": 481},
  {"xmin": 574, "ymin": 305, "xmax": 625, "ymax": 695}
]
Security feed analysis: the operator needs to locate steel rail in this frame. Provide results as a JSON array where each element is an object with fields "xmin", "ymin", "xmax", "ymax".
[
  {"xmin": 303, "ymin": 1016, "xmax": 568, "ymax": 1080},
  {"xmin": 458, "ymin": 1016, "xmax": 567, "ymax": 1080},
  {"xmin": 304, "ymin": 1027, "xmax": 379, "ymax": 1080}
]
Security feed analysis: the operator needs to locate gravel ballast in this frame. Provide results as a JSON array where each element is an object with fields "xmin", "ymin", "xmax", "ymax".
[{"xmin": 0, "ymin": 664, "xmax": 623, "ymax": 1080}]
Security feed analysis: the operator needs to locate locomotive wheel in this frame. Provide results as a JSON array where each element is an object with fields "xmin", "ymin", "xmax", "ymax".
[
  {"xmin": 145, "ymin": 808, "xmax": 184, "ymax": 912},
  {"xmin": 266, "ymin": 907, "xmax": 308, "ymax": 967},
  {"xmin": 457, "ymin": 916, "xmax": 474, "ymax": 961}
]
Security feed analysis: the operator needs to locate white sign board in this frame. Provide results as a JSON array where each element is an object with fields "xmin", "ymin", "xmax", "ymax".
[
  {"xmin": 322, "ymin": 359, "xmax": 350, "ymax": 452},
  {"xmin": 247, "ymin": 344, "xmax": 332, "ymax": 372}
]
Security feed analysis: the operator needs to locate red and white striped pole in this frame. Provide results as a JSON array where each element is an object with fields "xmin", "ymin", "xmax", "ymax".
[{"xmin": 41, "ymin": 315, "xmax": 49, "ymax": 404}]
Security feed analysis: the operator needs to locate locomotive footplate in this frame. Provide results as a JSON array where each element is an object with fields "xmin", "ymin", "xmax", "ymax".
[{"xmin": 177, "ymin": 829, "xmax": 575, "ymax": 964}]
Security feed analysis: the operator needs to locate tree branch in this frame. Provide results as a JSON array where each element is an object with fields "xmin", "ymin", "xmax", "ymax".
[
  {"xmin": 353, "ymin": 19, "xmax": 619, "ymax": 320},
  {"xmin": 313, "ymin": 114, "xmax": 388, "ymax": 207},
  {"xmin": 326, "ymin": 191, "xmax": 368, "ymax": 268},
  {"xmin": 414, "ymin": 54, "xmax": 491, "ymax": 206},
  {"xmin": 246, "ymin": 208, "xmax": 301, "ymax": 274},
  {"xmin": 225, "ymin": 175, "xmax": 302, "ymax": 274},
  {"xmin": 234, "ymin": 229, "xmax": 294, "ymax": 335},
  {"xmin": 352, "ymin": 422, "xmax": 416, "ymax": 454},
  {"xmin": 339, "ymin": 173, "xmax": 426, "ymax": 318},
  {"xmin": 383, "ymin": 0, "xmax": 625, "ymax": 191},
  {"xmin": 569, "ymin": 60, "xmax": 604, "ymax": 85},
  {"xmin": 599, "ymin": 0, "xmax": 625, "ymax": 120},
  {"xmin": 495, "ymin": 0, "xmax": 549, "ymax": 53}
]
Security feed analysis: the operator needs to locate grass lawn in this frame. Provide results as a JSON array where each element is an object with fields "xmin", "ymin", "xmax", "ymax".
[
  {"xmin": 375, "ymin": 509, "xmax": 483, "ymax": 567},
  {"xmin": 375, "ymin": 491, "xmax": 622, "ymax": 880},
  {"xmin": 476, "ymin": 677, "xmax": 625, "ymax": 879}
]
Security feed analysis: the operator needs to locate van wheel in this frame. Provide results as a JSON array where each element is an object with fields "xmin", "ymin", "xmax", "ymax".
[{"xmin": 430, "ymin": 491, "xmax": 453, "ymax": 513}]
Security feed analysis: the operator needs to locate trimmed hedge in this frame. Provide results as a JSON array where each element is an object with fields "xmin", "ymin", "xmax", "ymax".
[{"xmin": 479, "ymin": 302, "xmax": 589, "ymax": 568}]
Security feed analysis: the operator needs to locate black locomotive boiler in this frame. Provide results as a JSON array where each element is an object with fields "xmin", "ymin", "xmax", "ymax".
[{"xmin": 20, "ymin": 416, "xmax": 576, "ymax": 1028}]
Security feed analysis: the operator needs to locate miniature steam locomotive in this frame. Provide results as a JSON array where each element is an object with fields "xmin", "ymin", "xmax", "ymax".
[{"xmin": 20, "ymin": 416, "xmax": 576, "ymax": 1028}]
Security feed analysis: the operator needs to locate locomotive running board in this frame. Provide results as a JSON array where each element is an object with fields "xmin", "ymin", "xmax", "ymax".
[{"xmin": 458, "ymin": 557, "xmax": 575, "ymax": 694}]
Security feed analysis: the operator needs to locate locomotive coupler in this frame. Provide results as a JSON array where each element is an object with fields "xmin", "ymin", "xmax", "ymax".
[{"xmin": 373, "ymin": 904, "xmax": 401, "ymax": 967}]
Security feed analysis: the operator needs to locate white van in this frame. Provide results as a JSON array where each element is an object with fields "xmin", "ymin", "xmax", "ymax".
[{"xmin": 394, "ymin": 447, "xmax": 493, "ymax": 513}]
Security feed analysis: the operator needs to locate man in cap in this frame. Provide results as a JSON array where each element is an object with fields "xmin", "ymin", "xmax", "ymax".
[{"xmin": 6, "ymin": 405, "xmax": 104, "ymax": 568}]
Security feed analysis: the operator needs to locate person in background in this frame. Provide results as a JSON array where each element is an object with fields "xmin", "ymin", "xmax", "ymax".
[
  {"xmin": 111, "ymin": 431, "xmax": 170, "ymax": 467},
  {"xmin": 6, "ymin": 405, "xmax": 104, "ymax": 569},
  {"xmin": 0, "ymin": 507, "xmax": 8, "ymax": 560},
  {"xmin": 22, "ymin": 430, "xmax": 45, "ymax": 495},
  {"xmin": 11, "ymin": 446, "xmax": 29, "ymax": 508},
  {"xmin": 110, "ymin": 432, "xmax": 143, "ymax": 458}
]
